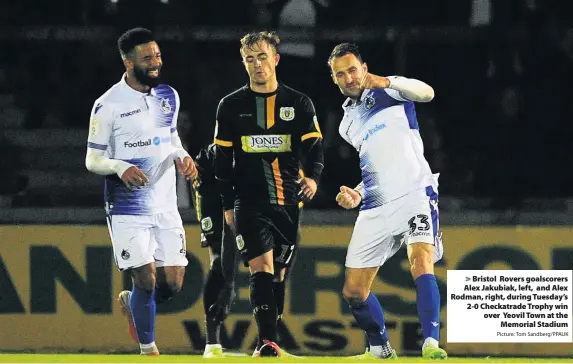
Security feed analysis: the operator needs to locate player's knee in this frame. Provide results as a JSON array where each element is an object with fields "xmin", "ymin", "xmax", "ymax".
[
  {"xmin": 167, "ymin": 280, "xmax": 182, "ymax": 295},
  {"xmin": 156, "ymin": 280, "xmax": 182, "ymax": 303},
  {"xmin": 131, "ymin": 268, "xmax": 156, "ymax": 291},
  {"xmin": 342, "ymin": 282, "xmax": 369, "ymax": 303},
  {"xmin": 133, "ymin": 276, "xmax": 156, "ymax": 291}
]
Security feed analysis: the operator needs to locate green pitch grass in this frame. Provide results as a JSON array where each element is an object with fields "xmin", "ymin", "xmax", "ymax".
[{"xmin": 1, "ymin": 354, "xmax": 572, "ymax": 363}]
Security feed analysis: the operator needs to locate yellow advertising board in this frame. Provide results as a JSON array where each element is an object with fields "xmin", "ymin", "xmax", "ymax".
[{"xmin": 0, "ymin": 225, "xmax": 572, "ymax": 356}]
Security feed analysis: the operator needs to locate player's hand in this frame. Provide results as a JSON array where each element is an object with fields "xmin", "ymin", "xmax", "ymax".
[
  {"xmin": 360, "ymin": 72, "xmax": 390, "ymax": 90},
  {"xmin": 297, "ymin": 177, "xmax": 318, "ymax": 201},
  {"xmin": 224, "ymin": 209, "xmax": 236, "ymax": 231},
  {"xmin": 120, "ymin": 166, "xmax": 149, "ymax": 190},
  {"xmin": 336, "ymin": 185, "xmax": 362, "ymax": 209},
  {"xmin": 176, "ymin": 156, "xmax": 198, "ymax": 180},
  {"xmin": 207, "ymin": 282, "xmax": 236, "ymax": 323}
]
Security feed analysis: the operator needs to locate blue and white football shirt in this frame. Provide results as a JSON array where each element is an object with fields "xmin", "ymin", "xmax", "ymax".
[
  {"xmin": 338, "ymin": 76, "xmax": 436, "ymax": 210},
  {"xmin": 87, "ymin": 75, "xmax": 181, "ymax": 215}
]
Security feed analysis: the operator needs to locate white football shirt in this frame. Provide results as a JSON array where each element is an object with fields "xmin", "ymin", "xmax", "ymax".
[
  {"xmin": 339, "ymin": 77, "xmax": 436, "ymax": 210},
  {"xmin": 87, "ymin": 75, "xmax": 181, "ymax": 215}
]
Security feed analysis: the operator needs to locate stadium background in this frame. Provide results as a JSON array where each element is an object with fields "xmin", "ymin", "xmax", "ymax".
[{"xmin": 0, "ymin": 0, "xmax": 572, "ymax": 358}]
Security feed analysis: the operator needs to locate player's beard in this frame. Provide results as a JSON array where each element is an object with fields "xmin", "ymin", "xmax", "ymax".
[
  {"xmin": 133, "ymin": 65, "xmax": 161, "ymax": 88},
  {"xmin": 341, "ymin": 83, "xmax": 362, "ymax": 99}
]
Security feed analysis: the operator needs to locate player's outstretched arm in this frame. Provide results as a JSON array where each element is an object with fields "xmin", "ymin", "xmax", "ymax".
[
  {"xmin": 361, "ymin": 73, "xmax": 434, "ymax": 102},
  {"xmin": 386, "ymin": 75, "xmax": 434, "ymax": 102}
]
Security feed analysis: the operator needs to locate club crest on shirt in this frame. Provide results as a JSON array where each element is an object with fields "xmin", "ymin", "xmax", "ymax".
[
  {"xmin": 201, "ymin": 217, "xmax": 213, "ymax": 232},
  {"xmin": 160, "ymin": 98, "xmax": 171, "ymax": 114},
  {"xmin": 364, "ymin": 95, "xmax": 375, "ymax": 110},
  {"xmin": 279, "ymin": 107, "xmax": 295, "ymax": 121},
  {"xmin": 236, "ymin": 234, "xmax": 245, "ymax": 250}
]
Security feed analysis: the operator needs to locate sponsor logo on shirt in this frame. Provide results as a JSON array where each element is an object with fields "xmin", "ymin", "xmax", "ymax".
[
  {"xmin": 120, "ymin": 109, "xmax": 142, "ymax": 118},
  {"xmin": 124, "ymin": 139, "xmax": 152, "ymax": 148},
  {"xmin": 124, "ymin": 136, "xmax": 169, "ymax": 148},
  {"xmin": 240, "ymin": 134, "xmax": 292, "ymax": 153},
  {"xmin": 410, "ymin": 230, "xmax": 432, "ymax": 239},
  {"xmin": 363, "ymin": 123, "xmax": 387, "ymax": 141}
]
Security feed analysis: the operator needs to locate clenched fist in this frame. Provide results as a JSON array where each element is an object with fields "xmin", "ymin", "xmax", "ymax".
[
  {"xmin": 360, "ymin": 72, "xmax": 390, "ymax": 90},
  {"xmin": 335, "ymin": 186, "xmax": 362, "ymax": 209}
]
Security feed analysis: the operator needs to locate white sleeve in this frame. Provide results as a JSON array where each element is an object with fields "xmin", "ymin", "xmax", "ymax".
[
  {"xmin": 354, "ymin": 181, "xmax": 365, "ymax": 198},
  {"xmin": 85, "ymin": 100, "xmax": 133, "ymax": 177},
  {"xmin": 171, "ymin": 130, "xmax": 191, "ymax": 160},
  {"xmin": 169, "ymin": 88, "xmax": 191, "ymax": 160},
  {"xmin": 170, "ymin": 87, "xmax": 181, "ymax": 135},
  {"xmin": 385, "ymin": 76, "xmax": 435, "ymax": 103},
  {"xmin": 87, "ymin": 100, "xmax": 113, "ymax": 150},
  {"xmin": 85, "ymin": 148, "xmax": 133, "ymax": 177}
]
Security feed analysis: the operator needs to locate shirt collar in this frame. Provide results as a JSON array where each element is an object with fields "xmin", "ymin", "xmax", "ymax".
[
  {"xmin": 246, "ymin": 82, "xmax": 282, "ymax": 97},
  {"xmin": 119, "ymin": 73, "xmax": 152, "ymax": 97},
  {"xmin": 342, "ymin": 88, "xmax": 371, "ymax": 110}
]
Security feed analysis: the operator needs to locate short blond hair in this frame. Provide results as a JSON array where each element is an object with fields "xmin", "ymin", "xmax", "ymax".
[{"xmin": 240, "ymin": 31, "xmax": 280, "ymax": 55}]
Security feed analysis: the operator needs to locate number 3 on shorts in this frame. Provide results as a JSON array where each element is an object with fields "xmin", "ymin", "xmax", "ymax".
[{"xmin": 408, "ymin": 214, "xmax": 431, "ymax": 235}]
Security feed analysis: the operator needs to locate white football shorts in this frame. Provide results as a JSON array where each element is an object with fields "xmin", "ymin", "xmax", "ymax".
[
  {"xmin": 345, "ymin": 185, "xmax": 443, "ymax": 268},
  {"xmin": 107, "ymin": 211, "xmax": 188, "ymax": 271}
]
